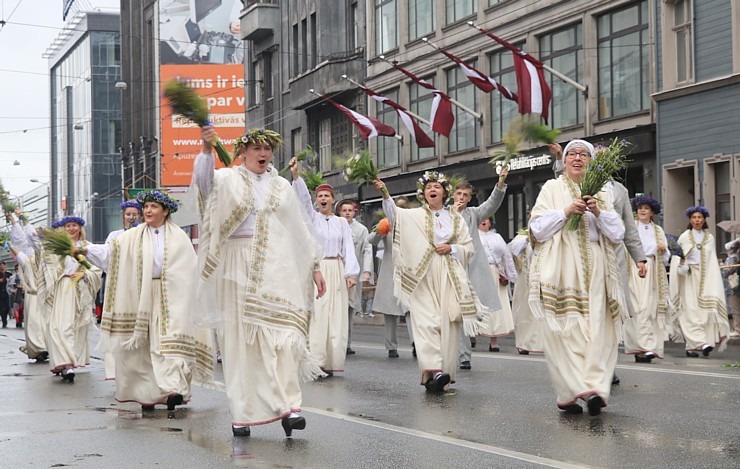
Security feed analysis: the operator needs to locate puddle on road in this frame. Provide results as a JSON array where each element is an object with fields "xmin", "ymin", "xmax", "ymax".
[{"xmin": 160, "ymin": 427, "xmax": 183, "ymax": 432}]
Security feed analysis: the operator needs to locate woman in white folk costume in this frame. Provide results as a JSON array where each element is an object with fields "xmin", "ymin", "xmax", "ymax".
[
  {"xmin": 194, "ymin": 127, "xmax": 326, "ymax": 438},
  {"xmin": 289, "ymin": 163, "xmax": 359, "ymax": 376},
  {"xmin": 99, "ymin": 200, "xmax": 143, "ymax": 380},
  {"xmin": 7, "ymin": 211, "xmax": 49, "ymax": 362},
  {"xmin": 623, "ymin": 196, "xmax": 672, "ymax": 363},
  {"xmin": 508, "ymin": 230, "xmax": 544, "ymax": 354},
  {"xmin": 46, "ymin": 216, "xmax": 102, "ymax": 383},
  {"xmin": 374, "ymin": 172, "xmax": 482, "ymax": 393},
  {"xmin": 529, "ymin": 139, "xmax": 626, "ymax": 416},
  {"xmin": 77, "ymin": 191, "xmax": 214, "ymax": 411},
  {"xmin": 477, "ymin": 218, "xmax": 516, "ymax": 352},
  {"xmin": 669, "ymin": 206, "xmax": 729, "ymax": 357}
]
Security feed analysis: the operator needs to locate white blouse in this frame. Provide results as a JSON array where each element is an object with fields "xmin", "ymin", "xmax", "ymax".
[
  {"xmin": 193, "ymin": 150, "xmax": 271, "ymax": 237},
  {"xmin": 637, "ymin": 221, "xmax": 671, "ymax": 265},
  {"xmin": 685, "ymin": 229, "xmax": 704, "ymax": 266},
  {"xmin": 479, "ymin": 230, "xmax": 518, "ymax": 283},
  {"xmin": 86, "ymin": 226, "xmax": 165, "ymax": 278},
  {"xmin": 382, "ymin": 197, "xmax": 461, "ymax": 260},
  {"xmin": 530, "ymin": 209, "xmax": 624, "ymax": 244},
  {"xmin": 292, "ymin": 177, "xmax": 360, "ymax": 278}
]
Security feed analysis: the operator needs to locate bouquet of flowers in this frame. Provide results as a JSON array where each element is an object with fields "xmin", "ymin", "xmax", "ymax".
[
  {"xmin": 280, "ymin": 145, "xmax": 315, "ymax": 176},
  {"xmin": 163, "ymin": 80, "xmax": 233, "ymax": 166},
  {"xmin": 41, "ymin": 230, "xmax": 92, "ymax": 269},
  {"xmin": 342, "ymin": 150, "xmax": 380, "ymax": 186},
  {"xmin": 565, "ymin": 138, "xmax": 630, "ymax": 231}
]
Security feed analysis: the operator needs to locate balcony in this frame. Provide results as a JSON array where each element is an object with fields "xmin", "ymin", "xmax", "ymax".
[{"xmin": 240, "ymin": 1, "xmax": 279, "ymax": 42}]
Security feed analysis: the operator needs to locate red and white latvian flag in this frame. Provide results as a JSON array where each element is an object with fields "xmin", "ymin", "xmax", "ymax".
[
  {"xmin": 472, "ymin": 28, "xmax": 552, "ymax": 123},
  {"xmin": 315, "ymin": 92, "xmax": 396, "ymax": 140},
  {"xmin": 357, "ymin": 86, "xmax": 435, "ymax": 148},
  {"xmin": 435, "ymin": 48, "xmax": 517, "ymax": 102},
  {"xmin": 391, "ymin": 64, "xmax": 454, "ymax": 138}
]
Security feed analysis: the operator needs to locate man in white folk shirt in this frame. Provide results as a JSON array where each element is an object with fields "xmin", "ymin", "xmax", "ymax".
[{"xmin": 337, "ymin": 199, "xmax": 373, "ymax": 356}]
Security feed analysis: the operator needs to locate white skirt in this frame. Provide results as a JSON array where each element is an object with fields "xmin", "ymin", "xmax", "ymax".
[
  {"xmin": 480, "ymin": 264, "xmax": 515, "ymax": 338},
  {"xmin": 623, "ymin": 257, "xmax": 665, "ymax": 357},
  {"xmin": 47, "ymin": 277, "xmax": 90, "ymax": 373},
  {"xmin": 511, "ymin": 266, "xmax": 544, "ymax": 353},
  {"xmin": 309, "ymin": 258, "xmax": 349, "ymax": 372},
  {"xmin": 677, "ymin": 265, "xmax": 724, "ymax": 350},
  {"xmin": 22, "ymin": 293, "xmax": 48, "ymax": 359}
]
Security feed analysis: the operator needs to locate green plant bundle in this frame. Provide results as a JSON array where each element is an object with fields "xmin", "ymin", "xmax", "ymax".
[
  {"xmin": 301, "ymin": 168, "xmax": 326, "ymax": 192},
  {"xmin": 566, "ymin": 138, "xmax": 630, "ymax": 231},
  {"xmin": 164, "ymin": 79, "xmax": 233, "ymax": 166},
  {"xmin": 521, "ymin": 119, "xmax": 561, "ymax": 144},
  {"xmin": 342, "ymin": 150, "xmax": 380, "ymax": 186},
  {"xmin": 41, "ymin": 230, "xmax": 92, "ymax": 269},
  {"xmin": 279, "ymin": 145, "xmax": 316, "ymax": 176}
]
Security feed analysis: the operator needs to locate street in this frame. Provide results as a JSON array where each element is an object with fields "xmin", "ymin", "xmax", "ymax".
[{"xmin": 1, "ymin": 319, "xmax": 738, "ymax": 468}]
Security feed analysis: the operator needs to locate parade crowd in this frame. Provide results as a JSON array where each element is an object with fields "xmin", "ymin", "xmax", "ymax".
[{"xmin": 3, "ymin": 127, "xmax": 737, "ymax": 438}]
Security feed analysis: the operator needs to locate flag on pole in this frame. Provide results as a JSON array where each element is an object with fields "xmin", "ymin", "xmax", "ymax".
[
  {"xmin": 356, "ymin": 86, "xmax": 435, "ymax": 148},
  {"xmin": 314, "ymin": 92, "xmax": 396, "ymax": 140},
  {"xmin": 391, "ymin": 64, "xmax": 454, "ymax": 137},
  {"xmin": 434, "ymin": 48, "xmax": 517, "ymax": 101},
  {"xmin": 472, "ymin": 28, "xmax": 552, "ymax": 123}
]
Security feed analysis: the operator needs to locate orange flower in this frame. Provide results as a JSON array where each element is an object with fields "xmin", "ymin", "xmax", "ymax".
[{"xmin": 377, "ymin": 218, "xmax": 391, "ymax": 236}]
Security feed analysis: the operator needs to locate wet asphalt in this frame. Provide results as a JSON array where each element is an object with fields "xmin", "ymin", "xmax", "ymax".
[{"xmin": 0, "ymin": 317, "xmax": 738, "ymax": 468}]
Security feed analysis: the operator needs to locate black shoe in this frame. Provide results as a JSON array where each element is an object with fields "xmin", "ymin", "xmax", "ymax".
[
  {"xmin": 558, "ymin": 403, "xmax": 583, "ymax": 414},
  {"xmin": 346, "ymin": 348, "xmax": 356, "ymax": 355},
  {"xmin": 424, "ymin": 373, "xmax": 451, "ymax": 393},
  {"xmin": 141, "ymin": 405, "xmax": 156, "ymax": 412},
  {"xmin": 388, "ymin": 350, "xmax": 399, "ymax": 358},
  {"xmin": 319, "ymin": 369, "xmax": 334, "ymax": 378},
  {"xmin": 35, "ymin": 351, "xmax": 49, "ymax": 363},
  {"xmin": 470, "ymin": 337, "xmax": 476, "ymax": 349},
  {"xmin": 232, "ymin": 425, "xmax": 251, "ymax": 437},
  {"xmin": 587, "ymin": 395, "xmax": 605, "ymax": 416},
  {"xmin": 634, "ymin": 354, "xmax": 653, "ymax": 363},
  {"xmin": 411, "ymin": 343, "xmax": 417, "ymax": 358},
  {"xmin": 281, "ymin": 415, "xmax": 306, "ymax": 437},
  {"xmin": 517, "ymin": 349, "xmax": 530, "ymax": 355},
  {"xmin": 62, "ymin": 370, "xmax": 75, "ymax": 383},
  {"xmin": 460, "ymin": 361, "xmax": 471, "ymax": 370},
  {"xmin": 686, "ymin": 350, "xmax": 699, "ymax": 358},
  {"xmin": 166, "ymin": 393, "xmax": 184, "ymax": 411},
  {"xmin": 611, "ymin": 374, "xmax": 620, "ymax": 385},
  {"xmin": 489, "ymin": 346, "xmax": 500, "ymax": 352},
  {"xmin": 702, "ymin": 346, "xmax": 714, "ymax": 357}
]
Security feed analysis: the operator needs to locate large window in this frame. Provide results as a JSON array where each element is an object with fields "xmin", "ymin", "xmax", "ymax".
[
  {"xmin": 447, "ymin": 65, "xmax": 478, "ymax": 153},
  {"xmin": 673, "ymin": 0, "xmax": 693, "ymax": 83},
  {"xmin": 292, "ymin": 23, "xmax": 299, "ymax": 77},
  {"xmin": 409, "ymin": 0, "xmax": 434, "ymax": 41},
  {"xmin": 409, "ymin": 79, "xmax": 436, "ymax": 161},
  {"xmin": 539, "ymin": 24, "xmax": 583, "ymax": 129},
  {"xmin": 715, "ymin": 161, "xmax": 731, "ymax": 253},
  {"xmin": 597, "ymin": 1, "xmax": 650, "ymax": 119},
  {"xmin": 376, "ymin": 0, "xmax": 398, "ymax": 54},
  {"xmin": 446, "ymin": 0, "xmax": 476, "ymax": 25},
  {"xmin": 489, "ymin": 49, "xmax": 519, "ymax": 143},
  {"xmin": 377, "ymin": 89, "xmax": 400, "ymax": 167}
]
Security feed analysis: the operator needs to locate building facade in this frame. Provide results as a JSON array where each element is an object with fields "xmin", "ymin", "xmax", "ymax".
[
  {"xmin": 46, "ymin": 12, "xmax": 123, "ymax": 243},
  {"xmin": 654, "ymin": 0, "xmax": 740, "ymax": 253},
  {"xmin": 240, "ymin": 0, "xmax": 370, "ymax": 199},
  {"xmin": 365, "ymin": 0, "xmax": 659, "ymax": 241}
]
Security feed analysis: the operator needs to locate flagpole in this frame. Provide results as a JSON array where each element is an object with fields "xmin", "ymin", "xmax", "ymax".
[
  {"xmin": 408, "ymin": 40, "xmax": 484, "ymax": 122},
  {"xmin": 466, "ymin": 22, "xmax": 587, "ymax": 95},
  {"xmin": 340, "ymin": 75, "xmax": 432, "ymax": 126},
  {"xmin": 309, "ymin": 89, "xmax": 404, "ymax": 142}
]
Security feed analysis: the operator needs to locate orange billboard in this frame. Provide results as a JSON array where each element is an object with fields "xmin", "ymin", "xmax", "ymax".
[{"xmin": 160, "ymin": 64, "xmax": 246, "ymax": 186}]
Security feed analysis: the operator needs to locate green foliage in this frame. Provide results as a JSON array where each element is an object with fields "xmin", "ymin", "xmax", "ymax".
[
  {"xmin": 341, "ymin": 150, "xmax": 380, "ymax": 186},
  {"xmin": 41, "ymin": 230, "xmax": 92, "ymax": 269},
  {"xmin": 279, "ymin": 145, "xmax": 316, "ymax": 176},
  {"xmin": 301, "ymin": 168, "xmax": 326, "ymax": 192},
  {"xmin": 521, "ymin": 119, "xmax": 561, "ymax": 144}
]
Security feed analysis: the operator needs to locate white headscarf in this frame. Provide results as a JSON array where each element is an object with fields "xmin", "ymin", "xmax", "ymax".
[{"xmin": 563, "ymin": 139, "xmax": 595, "ymax": 158}]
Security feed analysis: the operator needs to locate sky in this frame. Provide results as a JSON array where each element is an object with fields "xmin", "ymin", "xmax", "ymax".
[{"xmin": 0, "ymin": 0, "xmax": 118, "ymax": 199}]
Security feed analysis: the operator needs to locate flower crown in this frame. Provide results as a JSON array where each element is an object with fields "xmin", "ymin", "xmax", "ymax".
[
  {"xmin": 58, "ymin": 216, "xmax": 86, "ymax": 227},
  {"xmin": 119, "ymin": 200, "xmax": 142, "ymax": 212},
  {"xmin": 232, "ymin": 128, "xmax": 284, "ymax": 159},
  {"xmin": 136, "ymin": 190, "xmax": 179, "ymax": 213},
  {"xmin": 685, "ymin": 205, "xmax": 709, "ymax": 219},
  {"xmin": 631, "ymin": 195, "xmax": 662, "ymax": 215},
  {"xmin": 50, "ymin": 220, "xmax": 63, "ymax": 229},
  {"xmin": 416, "ymin": 170, "xmax": 451, "ymax": 203}
]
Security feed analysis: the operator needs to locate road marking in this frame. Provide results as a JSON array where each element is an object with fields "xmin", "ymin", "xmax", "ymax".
[
  {"xmin": 354, "ymin": 344, "xmax": 740, "ymax": 380},
  {"xmin": 303, "ymin": 406, "xmax": 594, "ymax": 469}
]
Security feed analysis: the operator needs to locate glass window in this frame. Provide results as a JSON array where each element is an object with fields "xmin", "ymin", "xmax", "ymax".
[
  {"xmin": 377, "ymin": 88, "xmax": 400, "ymax": 167},
  {"xmin": 446, "ymin": 0, "xmax": 476, "ymax": 25},
  {"xmin": 539, "ymin": 24, "xmax": 584, "ymax": 129},
  {"xmin": 409, "ymin": 79, "xmax": 436, "ymax": 161},
  {"xmin": 376, "ymin": 0, "xmax": 398, "ymax": 54},
  {"xmin": 292, "ymin": 23, "xmax": 299, "ymax": 76},
  {"xmin": 310, "ymin": 13, "xmax": 318, "ymax": 69},
  {"xmin": 319, "ymin": 118, "xmax": 332, "ymax": 172},
  {"xmin": 447, "ymin": 65, "xmax": 478, "ymax": 152},
  {"xmin": 409, "ymin": 0, "xmax": 434, "ymax": 41},
  {"xmin": 301, "ymin": 18, "xmax": 308, "ymax": 73},
  {"xmin": 597, "ymin": 1, "xmax": 650, "ymax": 119},
  {"xmin": 716, "ymin": 161, "xmax": 731, "ymax": 252},
  {"xmin": 489, "ymin": 49, "xmax": 520, "ymax": 143},
  {"xmin": 488, "ymin": 0, "xmax": 504, "ymax": 6},
  {"xmin": 673, "ymin": 0, "xmax": 693, "ymax": 83}
]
